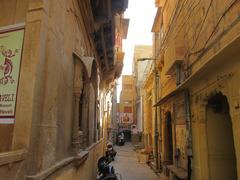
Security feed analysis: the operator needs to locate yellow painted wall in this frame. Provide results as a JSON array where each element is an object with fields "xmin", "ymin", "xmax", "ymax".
[{"xmin": 154, "ymin": 0, "xmax": 240, "ymax": 179}]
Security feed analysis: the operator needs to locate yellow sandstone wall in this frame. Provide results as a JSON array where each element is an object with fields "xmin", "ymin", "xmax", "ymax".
[
  {"xmin": 143, "ymin": 73, "xmax": 154, "ymax": 149},
  {"xmin": 55, "ymin": 141, "xmax": 104, "ymax": 180},
  {"xmin": 119, "ymin": 75, "xmax": 136, "ymax": 126},
  {"xmin": 190, "ymin": 57, "xmax": 240, "ymax": 180},
  {"xmin": 0, "ymin": 0, "xmax": 104, "ymax": 179},
  {"xmin": 156, "ymin": 0, "xmax": 240, "ymax": 179}
]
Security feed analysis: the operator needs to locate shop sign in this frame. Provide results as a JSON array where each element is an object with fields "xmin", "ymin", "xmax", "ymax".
[{"xmin": 0, "ymin": 24, "xmax": 25, "ymax": 124}]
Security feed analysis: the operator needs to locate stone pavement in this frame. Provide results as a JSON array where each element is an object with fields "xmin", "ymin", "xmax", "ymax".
[{"xmin": 112, "ymin": 143, "xmax": 160, "ymax": 180}]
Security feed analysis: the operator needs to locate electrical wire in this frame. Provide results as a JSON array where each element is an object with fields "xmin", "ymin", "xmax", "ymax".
[
  {"xmin": 173, "ymin": 0, "xmax": 202, "ymax": 40},
  {"xmin": 160, "ymin": 0, "xmax": 185, "ymax": 49},
  {"xmin": 156, "ymin": 0, "xmax": 202, "ymax": 68},
  {"xmin": 203, "ymin": 0, "xmax": 239, "ymax": 49},
  {"xmin": 156, "ymin": 0, "xmax": 239, "ymax": 74},
  {"xmin": 186, "ymin": 0, "xmax": 239, "ymax": 69},
  {"xmin": 189, "ymin": 0, "xmax": 238, "ymax": 56},
  {"xmin": 156, "ymin": 0, "xmax": 202, "ymax": 55},
  {"xmin": 189, "ymin": 0, "xmax": 214, "ymax": 53}
]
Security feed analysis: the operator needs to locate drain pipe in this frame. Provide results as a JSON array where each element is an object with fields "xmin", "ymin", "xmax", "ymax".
[
  {"xmin": 159, "ymin": 106, "xmax": 162, "ymax": 172},
  {"xmin": 184, "ymin": 90, "xmax": 193, "ymax": 180}
]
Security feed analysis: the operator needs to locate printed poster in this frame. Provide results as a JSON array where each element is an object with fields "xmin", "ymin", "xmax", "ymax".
[
  {"xmin": 0, "ymin": 26, "xmax": 25, "ymax": 124},
  {"xmin": 119, "ymin": 113, "xmax": 133, "ymax": 124}
]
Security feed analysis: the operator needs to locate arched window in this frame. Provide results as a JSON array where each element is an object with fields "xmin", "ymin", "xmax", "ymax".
[{"xmin": 72, "ymin": 53, "xmax": 99, "ymax": 152}]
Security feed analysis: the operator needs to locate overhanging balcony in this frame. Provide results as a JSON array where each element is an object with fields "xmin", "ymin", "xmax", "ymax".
[
  {"xmin": 90, "ymin": 0, "xmax": 128, "ymax": 83},
  {"xmin": 164, "ymin": 39, "xmax": 185, "ymax": 76}
]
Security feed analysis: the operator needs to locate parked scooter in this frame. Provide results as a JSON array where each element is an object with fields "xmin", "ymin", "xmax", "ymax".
[
  {"xmin": 117, "ymin": 132, "xmax": 125, "ymax": 146},
  {"xmin": 105, "ymin": 143, "xmax": 117, "ymax": 162},
  {"xmin": 97, "ymin": 156, "xmax": 118, "ymax": 180}
]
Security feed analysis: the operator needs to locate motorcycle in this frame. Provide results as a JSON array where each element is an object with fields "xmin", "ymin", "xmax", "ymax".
[
  {"xmin": 97, "ymin": 156, "xmax": 118, "ymax": 180},
  {"xmin": 105, "ymin": 144, "xmax": 117, "ymax": 162},
  {"xmin": 117, "ymin": 132, "xmax": 125, "ymax": 146}
]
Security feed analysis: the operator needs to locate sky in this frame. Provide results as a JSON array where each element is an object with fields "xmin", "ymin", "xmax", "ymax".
[{"xmin": 117, "ymin": 0, "xmax": 157, "ymax": 101}]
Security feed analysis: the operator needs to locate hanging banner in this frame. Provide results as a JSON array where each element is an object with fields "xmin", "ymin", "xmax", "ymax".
[{"xmin": 0, "ymin": 25, "xmax": 25, "ymax": 124}]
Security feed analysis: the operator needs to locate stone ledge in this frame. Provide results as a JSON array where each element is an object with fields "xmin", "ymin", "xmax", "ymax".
[
  {"xmin": 25, "ymin": 151, "xmax": 89, "ymax": 180},
  {"xmin": 74, "ymin": 150, "xmax": 89, "ymax": 167},
  {"xmin": 0, "ymin": 149, "xmax": 27, "ymax": 166},
  {"xmin": 25, "ymin": 139, "xmax": 104, "ymax": 180},
  {"xmin": 167, "ymin": 165, "xmax": 187, "ymax": 179},
  {"xmin": 86, "ymin": 138, "xmax": 104, "ymax": 151}
]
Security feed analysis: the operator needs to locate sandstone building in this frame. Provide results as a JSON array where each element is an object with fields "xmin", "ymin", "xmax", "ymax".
[
  {"xmin": 151, "ymin": 0, "xmax": 240, "ymax": 179},
  {"xmin": 133, "ymin": 45, "xmax": 152, "ymax": 134},
  {"xmin": 0, "ymin": 0, "xmax": 128, "ymax": 179},
  {"xmin": 118, "ymin": 75, "xmax": 136, "ymax": 133}
]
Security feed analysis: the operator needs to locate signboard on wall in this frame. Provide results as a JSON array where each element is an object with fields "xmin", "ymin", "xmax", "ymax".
[
  {"xmin": 0, "ymin": 25, "xmax": 25, "ymax": 124},
  {"xmin": 119, "ymin": 113, "xmax": 133, "ymax": 124}
]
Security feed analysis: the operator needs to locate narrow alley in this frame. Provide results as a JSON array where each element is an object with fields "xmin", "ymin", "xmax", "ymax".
[
  {"xmin": 0, "ymin": 0, "xmax": 240, "ymax": 180},
  {"xmin": 112, "ymin": 143, "xmax": 160, "ymax": 180}
]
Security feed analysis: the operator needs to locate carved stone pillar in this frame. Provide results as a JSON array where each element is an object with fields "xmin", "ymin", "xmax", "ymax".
[
  {"xmin": 198, "ymin": 101, "xmax": 207, "ymax": 124},
  {"xmin": 196, "ymin": 98, "xmax": 210, "ymax": 180},
  {"xmin": 72, "ymin": 93, "xmax": 81, "ymax": 154},
  {"xmin": 81, "ymin": 88, "xmax": 89, "ymax": 149}
]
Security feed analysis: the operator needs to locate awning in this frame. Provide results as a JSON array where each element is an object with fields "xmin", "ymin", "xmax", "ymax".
[{"xmin": 153, "ymin": 89, "xmax": 184, "ymax": 107}]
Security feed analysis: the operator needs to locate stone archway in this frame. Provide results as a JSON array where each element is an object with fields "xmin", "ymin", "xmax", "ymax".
[
  {"xmin": 72, "ymin": 54, "xmax": 95, "ymax": 150},
  {"xmin": 206, "ymin": 92, "xmax": 237, "ymax": 180}
]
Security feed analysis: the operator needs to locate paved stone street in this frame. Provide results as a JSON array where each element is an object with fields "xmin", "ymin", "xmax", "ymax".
[{"xmin": 112, "ymin": 143, "xmax": 160, "ymax": 180}]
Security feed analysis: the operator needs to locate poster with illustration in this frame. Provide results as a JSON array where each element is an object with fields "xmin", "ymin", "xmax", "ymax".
[
  {"xmin": 119, "ymin": 113, "xmax": 133, "ymax": 123},
  {"xmin": 0, "ymin": 26, "xmax": 24, "ymax": 124}
]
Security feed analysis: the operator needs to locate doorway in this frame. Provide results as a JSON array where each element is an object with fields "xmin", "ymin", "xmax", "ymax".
[
  {"xmin": 206, "ymin": 93, "xmax": 237, "ymax": 180},
  {"xmin": 165, "ymin": 111, "xmax": 173, "ymax": 163}
]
